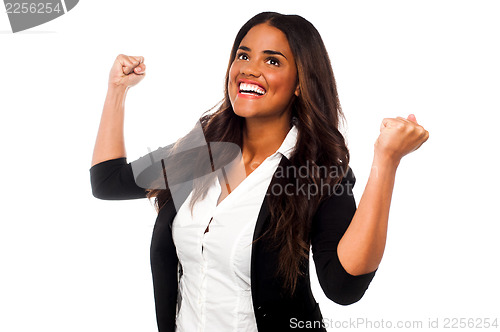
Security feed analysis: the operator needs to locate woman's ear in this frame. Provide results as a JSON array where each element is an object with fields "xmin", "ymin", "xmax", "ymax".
[{"xmin": 294, "ymin": 84, "xmax": 300, "ymax": 97}]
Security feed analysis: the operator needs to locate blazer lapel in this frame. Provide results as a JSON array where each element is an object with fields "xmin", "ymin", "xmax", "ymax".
[
  {"xmin": 250, "ymin": 156, "xmax": 292, "ymax": 300},
  {"xmin": 252, "ymin": 155, "xmax": 292, "ymax": 241}
]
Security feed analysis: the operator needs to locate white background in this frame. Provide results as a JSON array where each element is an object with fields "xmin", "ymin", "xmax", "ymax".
[{"xmin": 1, "ymin": 1, "xmax": 499, "ymax": 331}]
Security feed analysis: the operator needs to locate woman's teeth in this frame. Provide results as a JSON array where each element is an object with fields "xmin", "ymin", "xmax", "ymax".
[{"xmin": 239, "ymin": 83, "xmax": 266, "ymax": 95}]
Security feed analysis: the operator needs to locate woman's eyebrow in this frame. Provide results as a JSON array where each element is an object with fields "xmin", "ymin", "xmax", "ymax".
[{"xmin": 238, "ymin": 46, "xmax": 287, "ymax": 59}]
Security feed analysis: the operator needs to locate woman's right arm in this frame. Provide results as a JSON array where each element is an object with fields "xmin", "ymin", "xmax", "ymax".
[
  {"xmin": 90, "ymin": 54, "xmax": 147, "ymax": 200},
  {"xmin": 91, "ymin": 54, "xmax": 145, "ymax": 167}
]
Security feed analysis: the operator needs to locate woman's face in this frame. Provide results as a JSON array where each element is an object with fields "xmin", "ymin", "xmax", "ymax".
[{"xmin": 228, "ymin": 23, "xmax": 299, "ymax": 121}]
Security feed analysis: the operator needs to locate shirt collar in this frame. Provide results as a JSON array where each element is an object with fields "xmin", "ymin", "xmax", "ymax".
[{"xmin": 274, "ymin": 124, "xmax": 298, "ymax": 160}]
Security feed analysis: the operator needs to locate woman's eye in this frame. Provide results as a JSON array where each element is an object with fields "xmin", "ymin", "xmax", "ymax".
[
  {"xmin": 266, "ymin": 58, "xmax": 280, "ymax": 66},
  {"xmin": 237, "ymin": 53, "xmax": 249, "ymax": 60}
]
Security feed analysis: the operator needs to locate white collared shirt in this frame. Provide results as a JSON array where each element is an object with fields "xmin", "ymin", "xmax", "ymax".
[{"xmin": 172, "ymin": 125, "xmax": 298, "ymax": 332}]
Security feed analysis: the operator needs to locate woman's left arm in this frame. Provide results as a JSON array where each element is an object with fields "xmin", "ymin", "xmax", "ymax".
[{"xmin": 337, "ymin": 114, "xmax": 429, "ymax": 276}]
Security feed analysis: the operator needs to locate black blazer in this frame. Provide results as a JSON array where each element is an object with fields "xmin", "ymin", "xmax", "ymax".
[{"xmin": 90, "ymin": 154, "xmax": 377, "ymax": 332}]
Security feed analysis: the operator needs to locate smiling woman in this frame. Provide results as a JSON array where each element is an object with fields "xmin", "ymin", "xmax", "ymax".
[
  {"xmin": 228, "ymin": 23, "xmax": 300, "ymax": 123},
  {"xmin": 90, "ymin": 11, "xmax": 428, "ymax": 332}
]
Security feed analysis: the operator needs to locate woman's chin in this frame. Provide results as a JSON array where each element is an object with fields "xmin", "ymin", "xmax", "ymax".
[{"xmin": 232, "ymin": 106, "xmax": 260, "ymax": 119}]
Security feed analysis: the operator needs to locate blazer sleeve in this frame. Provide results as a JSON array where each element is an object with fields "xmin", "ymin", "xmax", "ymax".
[
  {"xmin": 311, "ymin": 166, "xmax": 377, "ymax": 305},
  {"xmin": 89, "ymin": 145, "xmax": 173, "ymax": 200}
]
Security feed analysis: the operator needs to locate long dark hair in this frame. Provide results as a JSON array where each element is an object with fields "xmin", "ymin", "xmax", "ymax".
[{"xmin": 146, "ymin": 12, "xmax": 350, "ymax": 297}]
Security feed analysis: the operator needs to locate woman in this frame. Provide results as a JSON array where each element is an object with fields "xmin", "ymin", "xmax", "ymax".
[{"xmin": 90, "ymin": 12, "xmax": 429, "ymax": 332}]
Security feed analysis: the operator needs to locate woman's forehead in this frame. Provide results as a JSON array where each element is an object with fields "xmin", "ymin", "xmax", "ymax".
[{"xmin": 239, "ymin": 24, "xmax": 293, "ymax": 58}]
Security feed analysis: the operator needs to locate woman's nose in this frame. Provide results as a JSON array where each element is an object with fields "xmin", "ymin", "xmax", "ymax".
[{"xmin": 241, "ymin": 60, "xmax": 261, "ymax": 77}]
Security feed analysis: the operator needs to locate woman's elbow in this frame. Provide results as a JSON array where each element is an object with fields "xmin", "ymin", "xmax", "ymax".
[
  {"xmin": 91, "ymin": 183, "xmax": 111, "ymax": 200},
  {"xmin": 318, "ymin": 270, "xmax": 376, "ymax": 306},
  {"xmin": 324, "ymin": 286, "xmax": 368, "ymax": 306}
]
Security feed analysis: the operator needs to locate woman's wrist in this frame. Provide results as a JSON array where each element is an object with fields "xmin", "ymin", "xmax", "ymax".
[
  {"xmin": 372, "ymin": 152, "xmax": 400, "ymax": 174},
  {"xmin": 104, "ymin": 85, "xmax": 129, "ymax": 108},
  {"xmin": 107, "ymin": 83, "xmax": 129, "ymax": 95}
]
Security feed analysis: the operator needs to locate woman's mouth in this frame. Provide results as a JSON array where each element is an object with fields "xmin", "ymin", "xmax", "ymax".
[{"xmin": 238, "ymin": 82, "xmax": 266, "ymax": 98}]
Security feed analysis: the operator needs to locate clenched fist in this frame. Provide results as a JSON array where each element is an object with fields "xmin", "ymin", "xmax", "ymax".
[
  {"xmin": 108, "ymin": 54, "xmax": 146, "ymax": 89},
  {"xmin": 375, "ymin": 114, "xmax": 429, "ymax": 165}
]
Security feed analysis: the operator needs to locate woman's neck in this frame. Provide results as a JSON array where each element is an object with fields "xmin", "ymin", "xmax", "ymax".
[{"xmin": 241, "ymin": 115, "xmax": 292, "ymax": 164}]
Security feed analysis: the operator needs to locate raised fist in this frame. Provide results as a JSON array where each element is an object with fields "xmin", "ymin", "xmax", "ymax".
[
  {"xmin": 108, "ymin": 54, "xmax": 146, "ymax": 89},
  {"xmin": 375, "ymin": 114, "xmax": 429, "ymax": 164}
]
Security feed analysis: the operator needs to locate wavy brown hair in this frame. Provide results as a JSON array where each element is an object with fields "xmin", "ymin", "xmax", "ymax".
[{"xmin": 146, "ymin": 12, "xmax": 350, "ymax": 297}]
